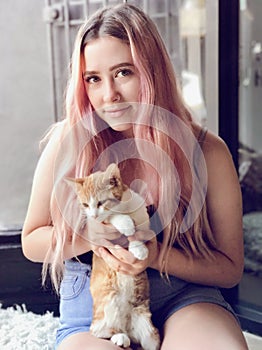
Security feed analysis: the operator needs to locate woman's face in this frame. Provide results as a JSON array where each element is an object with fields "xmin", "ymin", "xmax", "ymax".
[{"xmin": 83, "ymin": 36, "xmax": 140, "ymax": 136}]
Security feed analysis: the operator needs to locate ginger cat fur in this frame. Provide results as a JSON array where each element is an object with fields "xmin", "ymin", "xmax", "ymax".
[{"xmin": 68, "ymin": 163, "xmax": 160, "ymax": 350}]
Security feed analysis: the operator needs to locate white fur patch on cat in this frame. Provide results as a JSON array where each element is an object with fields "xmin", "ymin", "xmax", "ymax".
[{"xmin": 111, "ymin": 333, "xmax": 131, "ymax": 348}]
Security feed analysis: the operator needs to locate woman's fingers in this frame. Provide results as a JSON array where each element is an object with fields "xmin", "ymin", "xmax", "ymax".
[
  {"xmin": 84, "ymin": 217, "xmax": 121, "ymax": 244},
  {"xmin": 97, "ymin": 240, "xmax": 133, "ymax": 262},
  {"xmin": 108, "ymin": 243, "xmax": 137, "ymax": 264},
  {"xmin": 131, "ymin": 229, "xmax": 157, "ymax": 242},
  {"xmin": 98, "ymin": 241, "xmax": 149, "ymax": 275},
  {"xmin": 98, "ymin": 246, "xmax": 130, "ymax": 273}
]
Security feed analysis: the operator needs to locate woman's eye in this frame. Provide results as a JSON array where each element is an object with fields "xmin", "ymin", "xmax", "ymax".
[
  {"xmin": 116, "ymin": 69, "xmax": 133, "ymax": 78},
  {"xmin": 84, "ymin": 75, "xmax": 100, "ymax": 84},
  {"xmin": 82, "ymin": 203, "xmax": 89, "ymax": 208}
]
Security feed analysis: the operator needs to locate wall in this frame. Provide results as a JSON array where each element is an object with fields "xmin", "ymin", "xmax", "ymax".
[{"xmin": 0, "ymin": 0, "xmax": 53, "ymax": 226}]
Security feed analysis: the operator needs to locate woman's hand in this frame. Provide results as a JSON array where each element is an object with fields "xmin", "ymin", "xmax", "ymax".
[
  {"xmin": 95, "ymin": 230, "xmax": 160, "ymax": 275},
  {"xmin": 81, "ymin": 216, "xmax": 122, "ymax": 248}
]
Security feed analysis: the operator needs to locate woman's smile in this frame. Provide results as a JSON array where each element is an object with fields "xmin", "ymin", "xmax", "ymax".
[{"xmin": 103, "ymin": 104, "xmax": 132, "ymax": 118}]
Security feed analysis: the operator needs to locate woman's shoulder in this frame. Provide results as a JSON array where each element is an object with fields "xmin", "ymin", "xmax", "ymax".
[
  {"xmin": 192, "ymin": 123, "xmax": 231, "ymax": 159},
  {"xmin": 34, "ymin": 120, "xmax": 68, "ymax": 174},
  {"xmin": 41, "ymin": 119, "xmax": 68, "ymax": 148},
  {"xmin": 39, "ymin": 119, "xmax": 71, "ymax": 160},
  {"xmin": 192, "ymin": 123, "xmax": 238, "ymax": 190}
]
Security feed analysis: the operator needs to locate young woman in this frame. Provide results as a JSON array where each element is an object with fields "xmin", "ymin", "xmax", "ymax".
[{"xmin": 22, "ymin": 3, "xmax": 248, "ymax": 349}]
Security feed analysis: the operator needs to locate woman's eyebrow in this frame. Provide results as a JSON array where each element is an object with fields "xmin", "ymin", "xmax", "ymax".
[
  {"xmin": 83, "ymin": 70, "xmax": 98, "ymax": 77},
  {"xmin": 83, "ymin": 62, "xmax": 135, "ymax": 77},
  {"xmin": 109, "ymin": 62, "xmax": 134, "ymax": 71}
]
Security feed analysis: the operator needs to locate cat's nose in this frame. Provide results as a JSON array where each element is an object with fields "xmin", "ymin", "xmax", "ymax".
[{"xmin": 89, "ymin": 210, "xmax": 98, "ymax": 219}]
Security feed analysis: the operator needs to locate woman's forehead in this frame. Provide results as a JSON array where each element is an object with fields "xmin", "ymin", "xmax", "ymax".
[{"xmin": 83, "ymin": 36, "xmax": 133, "ymax": 71}]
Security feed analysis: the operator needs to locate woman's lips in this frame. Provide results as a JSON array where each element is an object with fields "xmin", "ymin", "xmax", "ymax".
[{"xmin": 103, "ymin": 105, "xmax": 131, "ymax": 118}]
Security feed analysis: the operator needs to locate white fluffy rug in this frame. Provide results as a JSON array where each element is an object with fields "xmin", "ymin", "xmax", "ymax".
[
  {"xmin": 0, "ymin": 304, "xmax": 59, "ymax": 350},
  {"xmin": 0, "ymin": 304, "xmax": 261, "ymax": 350}
]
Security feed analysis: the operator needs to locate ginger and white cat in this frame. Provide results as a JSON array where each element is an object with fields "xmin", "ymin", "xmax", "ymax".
[{"xmin": 68, "ymin": 163, "xmax": 160, "ymax": 350}]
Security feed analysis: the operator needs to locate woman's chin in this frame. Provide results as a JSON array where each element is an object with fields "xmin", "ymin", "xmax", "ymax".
[{"xmin": 110, "ymin": 123, "xmax": 133, "ymax": 137}]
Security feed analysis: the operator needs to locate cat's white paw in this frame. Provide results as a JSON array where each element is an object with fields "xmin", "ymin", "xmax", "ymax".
[
  {"xmin": 111, "ymin": 333, "xmax": 131, "ymax": 348},
  {"xmin": 129, "ymin": 241, "xmax": 148, "ymax": 260},
  {"xmin": 110, "ymin": 215, "xmax": 135, "ymax": 236}
]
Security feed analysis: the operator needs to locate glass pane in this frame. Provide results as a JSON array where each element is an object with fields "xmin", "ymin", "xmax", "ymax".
[
  {"xmin": 179, "ymin": 0, "xmax": 207, "ymax": 125},
  {"xmin": 179, "ymin": 0, "xmax": 218, "ymax": 132},
  {"xmin": 239, "ymin": 0, "xmax": 262, "ymax": 309}
]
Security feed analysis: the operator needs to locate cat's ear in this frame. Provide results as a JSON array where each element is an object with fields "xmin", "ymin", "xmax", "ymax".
[
  {"xmin": 105, "ymin": 163, "xmax": 120, "ymax": 178},
  {"xmin": 64, "ymin": 177, "xmax": 85, "ymax": 193},
  {"xmin": 105, "ymin": 163, "xmax": 121, "ymax": 188}
]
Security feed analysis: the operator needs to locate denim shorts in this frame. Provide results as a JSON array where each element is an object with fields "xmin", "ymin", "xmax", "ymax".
[
  {"xmin": 146, "ymin": 268, "xmax": 237, "ymax": 331},
  {"xmin": 55, "ymin": 260, "xmax": 237, "ymax": 348},
  {"xmin": 55, "ymin": 260, "xmax": 93, "ymax": 348}
]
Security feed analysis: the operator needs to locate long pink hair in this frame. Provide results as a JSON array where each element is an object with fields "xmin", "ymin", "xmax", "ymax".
[{"xmin": 43, "ymin": 4, "xmax": 216, "ymax": 291}]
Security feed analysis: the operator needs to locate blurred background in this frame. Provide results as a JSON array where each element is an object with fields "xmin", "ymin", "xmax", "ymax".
[{"xmin": 0, "ymin": 0, "xmax": 261, "ymax": 336}]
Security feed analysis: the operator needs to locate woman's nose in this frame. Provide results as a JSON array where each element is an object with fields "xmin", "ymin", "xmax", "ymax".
[{"xmin": 103, "ymin": 78, "xmax": 120, "ymax": 103}]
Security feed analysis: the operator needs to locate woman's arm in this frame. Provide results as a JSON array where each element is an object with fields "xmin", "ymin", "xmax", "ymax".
[
  {"xmin": 21, "ymin": 125, "xmax": 92, "ymax": 263},
  {"xmin": 152, "ymin": 131, "xmax": 244, "ymax": 288}
]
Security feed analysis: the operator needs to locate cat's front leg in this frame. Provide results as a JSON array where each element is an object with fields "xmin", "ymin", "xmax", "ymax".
[
  {"xmin": 128, "ymin": 241, "xmax": 148, "ymax": 260},
  {"xmin": 111, "ymin": 333, "xmax": 131, "ymax": 348},
  {"xmin": 109, "ymin": 214, "xmax": 135, "ymax": 236},
  {"xmin": 109, "ymin": 215, "xmax": 148, "ymax": 260}
]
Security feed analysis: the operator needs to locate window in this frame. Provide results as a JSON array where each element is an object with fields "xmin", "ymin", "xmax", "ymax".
[{"xmin": 238, "ymin": 0, "xmax": 262, "ymax": 335}]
